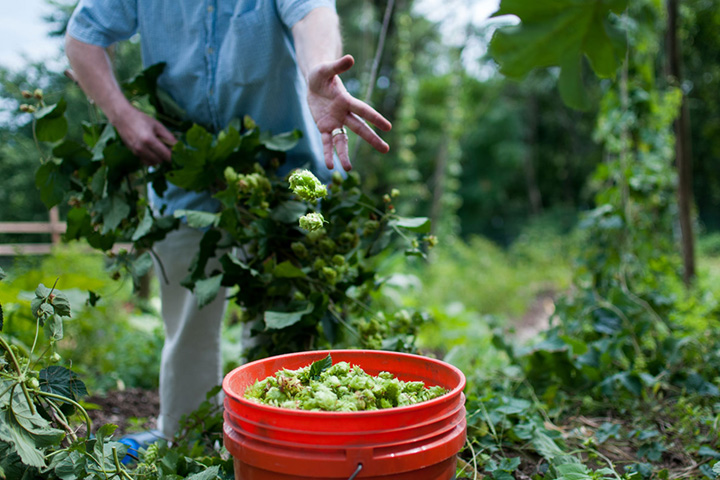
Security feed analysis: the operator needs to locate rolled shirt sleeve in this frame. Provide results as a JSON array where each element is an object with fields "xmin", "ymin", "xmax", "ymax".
[
  {"xmin": 67, "ymin": 0, "xmax": 139, "ymax": 47},
  {"xmin": 276, "ymin": 0, "xmax": 336, "ymax": 28}
]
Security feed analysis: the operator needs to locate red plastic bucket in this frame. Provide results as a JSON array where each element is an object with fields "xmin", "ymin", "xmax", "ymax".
[{"xmin": 222, "ymin": 350, "xmax": 466, "ymax": 480}]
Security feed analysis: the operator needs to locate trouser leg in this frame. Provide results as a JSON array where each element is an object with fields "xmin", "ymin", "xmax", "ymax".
[{"xmin": 152, "ymin": 226, "xmax": 227, "ymax": 439}]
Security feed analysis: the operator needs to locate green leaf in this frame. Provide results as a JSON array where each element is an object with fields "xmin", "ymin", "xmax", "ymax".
[
  {"xmin": 132, "ymin": 251, "xmax": 154, "ymax": 279},
  {"xmin": 35, "ymin": 161, "xmax": 69, "ymax": 208},
  {"xmin": 0, "ymin": 411, "xmax": 46, "ymax": 468},
  {"xmin": 122, "ymin": 62, "xmax": 165, "ymax": 98},
  {"xmin": 390, "ymin": 216, "xmax": 431, "ymax": 233},
  {"xmin": 273, "ymin": 261, "xmax": 306, "ymax": 278},
  {"xmin": 489, "ymin": 0, "xmax": 626, "ymax": 110},
  {"xmin": 210, "ymin": 125, "xmax": 241, "ymax": 161},
  {"xmin": 43, "ymin": 314, "xmax": 64, "ymax": 341},
  {"xmin": 132, "ymin": 207, "xmax": 155, "ymax": 241},
  {"xmin": 637, "ymin": 441, "xmax": 665, "ymax": 462},
  {"xmin": 532, "ymin": 428, "xmax": 565, "ymax": 460},
  {"xmin": 555, "ymin": 463, "xmax": 592, "ymax": 480},
  {"xmin": 34, "ymin": 99, "xmax": 68, "ymax": 142},
  {"xmin": 90, "ymin": 124, "xmax": 117, "ymax": 161},
  {"xmin": 95, "ymin": 423, "xmax": 118, "ymax": 442},
  {"xmin": 195, "ymin": 274, "xmax": 223, "ymax": 309},
  {"xmin": 52, "ymin": 140, "xmax": 91, "ymax": 161},
  {"xmin": 50, "ymin": 291, "xmax": 71, "ymax": 318},
  {"xmin": 595, "ymin": 422, "xmax": 621, "ymax": 444},
  {"xmin": 0, "ymin": 267, "xmax": 5, "ymax": 280},
  {"xmin": 174, "ymin": 210, "xmax": 220, "ymax": 229},
  {"xmin": 558, "ymin": 55, "xmax": 591, "ymax": 111},
  {"xmin": 271, "ymin": 201, "xmax": 308, "ymax": 223},
  {"xmin": 87, "ymin": 290, "xmax": 101, "ymax": 307},
  {"xmin": 39, "ymin": 366, "xmax": 88, "ymax": 400},
  {"xmin": 186, "ymin": 124, "xmax": 213, "ymax": 152},
  {"xmin": 264, "ymin": 303, "xmax": 314, "ymax": 330},
  {"xmin": 0, "ymin": 389, "xmax": 65, "ymax": 468},
  {"xmin": 495, "ymin": 397, "xmax": 531, "ymax": 415},
  {"xmin": 96, "ymin": 194, "xmax": 131, "ymax": 234},
  {"xmin": 698, "ymin": 446, "xmax": 720, "ymax": 459},
  {"xmin": 0, "ymin": 443, "xmax": 30, "ymax": 480},
  {"xmin": 168, "ymin": 140, "xmax": 211, "ymax": 189},
  {"xmin": 309, "ymin": 354, "xmax": 332, "ymax": 380},
  {"xmin": 31, "ymin": 284, "xmax": 70, "ymax": 320},
  {"xmin": 261, "ymin": 130, "xmax": 302, "ymax": 151},
  {"xmin": 186, "ymin": 466, "xmax": 221, "ymax": 480},
  {"xmin": 103, "ymin": 141, "xmax": 142, "ymax": 178},
  {"xmin": 50, "ymin": 450, "xmax": 85, "ymax": 480}
]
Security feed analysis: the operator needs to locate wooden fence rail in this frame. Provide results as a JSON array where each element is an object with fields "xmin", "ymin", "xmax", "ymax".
[{"xmin": 0, "ymin": 207, "xmax": 66, "ymax": 256}]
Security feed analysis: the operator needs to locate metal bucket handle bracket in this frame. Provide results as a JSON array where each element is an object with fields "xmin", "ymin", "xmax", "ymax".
[{"xmin": 348, "ymin": 463, "xmax": 363, "ymax": 480}]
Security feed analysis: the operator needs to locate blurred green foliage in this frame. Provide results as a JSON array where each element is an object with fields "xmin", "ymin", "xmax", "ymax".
[{"xmin": 1, "ymin": 243, "xmax": 162, "ymax": 392}]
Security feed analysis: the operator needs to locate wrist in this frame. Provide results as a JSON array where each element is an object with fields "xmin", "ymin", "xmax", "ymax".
[{"xmin": 104, "ymin": 96, "xmax": 136, "ymax": 129}]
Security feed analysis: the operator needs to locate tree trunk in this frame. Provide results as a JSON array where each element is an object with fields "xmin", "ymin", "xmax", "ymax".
[{"xmin": 667, "ymin": 0, "xmax": 696, "ymax": 286}]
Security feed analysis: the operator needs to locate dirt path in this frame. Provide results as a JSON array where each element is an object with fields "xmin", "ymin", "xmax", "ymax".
[{"xmin": 513, "ymin": 291, "xmax": 556, "ymax": 343}]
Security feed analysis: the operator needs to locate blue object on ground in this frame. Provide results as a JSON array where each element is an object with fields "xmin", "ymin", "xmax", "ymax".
[{"xmin": 118, "ymin": 429, "xmax": 164, "ymax": 464}]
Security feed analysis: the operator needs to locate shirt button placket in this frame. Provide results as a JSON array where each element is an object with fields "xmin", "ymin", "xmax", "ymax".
[{"xmin": 205, "ymin": 0, "xmax": 219, "ymax": 129}]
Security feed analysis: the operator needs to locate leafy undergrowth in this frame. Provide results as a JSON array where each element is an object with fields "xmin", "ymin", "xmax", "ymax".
[{"xmin": 455, "ymin": 386, "xmax": 720, "ymax": 480}]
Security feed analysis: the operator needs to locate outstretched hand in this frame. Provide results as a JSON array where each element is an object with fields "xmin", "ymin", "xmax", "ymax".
[{"xmin": 306, "ymin": 54, "xmax": 392, "ymax": 171}]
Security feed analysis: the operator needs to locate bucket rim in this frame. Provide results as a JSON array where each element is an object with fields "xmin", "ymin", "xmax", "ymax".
[{"xmin": 222, "ymin": 349, "xmax": 466, "ymax": 417}]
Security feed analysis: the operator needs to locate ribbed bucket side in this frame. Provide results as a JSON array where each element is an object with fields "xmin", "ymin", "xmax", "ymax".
[{"xmin": 223, "ymin": 350, "xmax": 467, "ymax": 480}]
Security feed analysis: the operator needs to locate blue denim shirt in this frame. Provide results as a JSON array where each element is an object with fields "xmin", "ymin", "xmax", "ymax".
[{"xmin": 68, "ymin": 0, "xmax": 337, "ymax": 214}]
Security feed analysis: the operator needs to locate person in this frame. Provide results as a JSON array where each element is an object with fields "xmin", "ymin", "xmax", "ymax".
[{"xmin": 65, "ymin": 0, "xmax": 392, "ymax": 439}]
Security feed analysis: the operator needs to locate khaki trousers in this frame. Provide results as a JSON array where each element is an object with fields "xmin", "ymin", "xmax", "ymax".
[{"xmin": 152, "ymin": 225, "xmax": 228, "ymax": 438}]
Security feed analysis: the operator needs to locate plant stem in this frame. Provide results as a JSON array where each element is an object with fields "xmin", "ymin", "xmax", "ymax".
[
  {"xmin": 112, "ymin": 447, "xmax": 134, "ymax": 480},
  {"xmin": 25, "ymin": 318, "xmax": 42, "ymax": 376},
  {"xmin": 44, "ymin": 396, "xmax": 78, "ymax": 443},
  {"xmin": 0, "ymin": 336, "xmax": 37, "ymax": 415},
  {"xmin": 37, "ymin": 390, "xmax": 93, "ymax": 438}
]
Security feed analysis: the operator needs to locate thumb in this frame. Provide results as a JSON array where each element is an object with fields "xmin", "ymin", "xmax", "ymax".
[{"xmin": 320, "ymin": 54, "xmax": 354, "ymax": 78}]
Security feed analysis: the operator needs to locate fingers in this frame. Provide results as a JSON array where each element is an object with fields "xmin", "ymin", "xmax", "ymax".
[
  {"xmin": 154, "ymin": 122, "xmax": 178, "ymax": 148},
  {"xmin": 322, "ymin": 129, "xmax": 353, "ymax": 171},
  {"xmin": 321, "ymin": 132, "xmax": 334, "ymax": 170},
  {"xmin": 132, "ymin": 129, "xmax": 173, "ymax": 166},
  {"xmin": 147, "ymin": 137, "xmax": 173, "ymax": 164},
  {"xmin": 116, "ymin": 109, "xmax": 175, "ymax": 166},
  {"xmin": 345, "ymin": 113, "xmax": 389, "ymax": 154},
  {"xmin": 332, "ymin": 130, "xmax": 352, "ymax": 171},
  {"xmin": 348, "ymin": 96, "xmax": 392, "ymax": 132}
]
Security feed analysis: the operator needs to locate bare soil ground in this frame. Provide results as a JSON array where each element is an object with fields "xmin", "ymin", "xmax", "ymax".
[{"xmin": 85, "ymin": 388, "xmax": 159, "ymax": 436}]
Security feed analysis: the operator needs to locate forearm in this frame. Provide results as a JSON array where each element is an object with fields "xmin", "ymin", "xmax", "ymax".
[
  {"xmin": 65, "ymin": 35, "xmax": 133, "ymax": 126},
  {"xmin": 291, "ymin": 7, "xmax": 342, "ymax": 80}
]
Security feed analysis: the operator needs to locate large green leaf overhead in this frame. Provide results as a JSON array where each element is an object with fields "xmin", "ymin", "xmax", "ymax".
[{"xmin": 489, "ymin": 0, "xmax": 627, "ymax": 110}]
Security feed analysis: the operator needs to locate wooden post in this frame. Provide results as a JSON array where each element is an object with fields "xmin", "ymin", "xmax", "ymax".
[{"xmin": 49, "ymin": 207, "xmax": 62, "ymax": 245}]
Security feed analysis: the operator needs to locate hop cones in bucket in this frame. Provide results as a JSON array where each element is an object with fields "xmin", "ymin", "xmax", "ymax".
[{"xmin": 222, "ymin": 350, "xmax": 467, "ymax": 480}]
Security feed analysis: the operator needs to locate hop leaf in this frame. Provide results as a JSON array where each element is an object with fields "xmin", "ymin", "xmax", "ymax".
[{"xmin": 288, "ymin": 169, "xmax": 327, "ymax": 201}]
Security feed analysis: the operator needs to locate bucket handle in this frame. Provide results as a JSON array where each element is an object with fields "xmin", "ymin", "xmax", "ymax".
[{"xmin": 348, "ymin": 463, "xmax": 363, "ymax": 480}]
